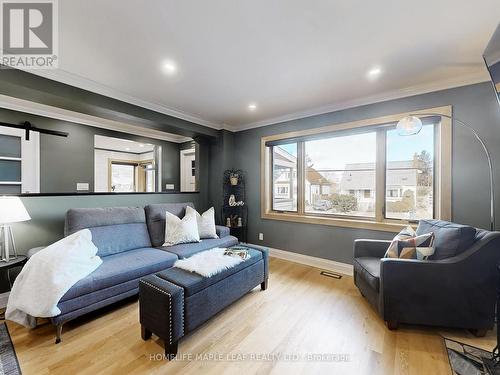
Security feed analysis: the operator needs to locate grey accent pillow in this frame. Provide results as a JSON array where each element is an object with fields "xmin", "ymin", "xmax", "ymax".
[{"xmin": 416, "ymin": 220, "xmax": 476, "ymax": 260}]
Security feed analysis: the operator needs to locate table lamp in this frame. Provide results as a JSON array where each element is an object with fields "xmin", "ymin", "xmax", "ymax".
[{"xmin": 0, "ymin": 197, "xmax": 31, "ymax": 262}]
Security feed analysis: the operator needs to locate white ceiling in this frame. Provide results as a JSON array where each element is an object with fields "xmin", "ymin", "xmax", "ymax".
[
  {"xmin": 94, "ymin": 135, "xmax": 155, "ymax": 153},
  {"xmin": 30, "ymin": 0, "xmax": 500, "ymax": 131}
]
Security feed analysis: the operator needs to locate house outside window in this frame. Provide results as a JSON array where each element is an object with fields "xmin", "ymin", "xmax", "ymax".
[{"xmin": 261, "ymin": 106, "xmax": 452, "ymax": 232}]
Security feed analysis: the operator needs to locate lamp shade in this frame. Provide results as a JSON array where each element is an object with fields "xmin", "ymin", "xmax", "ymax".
[
  {"xmin": 0, "ymin": 197, "xmax": 31, "ymax": 224},
  {"xmin": 396, "ymin": 115, "xmax": 423, "ymax": 136}
]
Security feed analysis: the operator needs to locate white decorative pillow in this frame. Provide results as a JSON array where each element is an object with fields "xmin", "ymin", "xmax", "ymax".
[
  {"xmin": 186, "ymin": 206, "xmax": 218, "ymax": 239},
  {"xmin": 163, "ymin": 209, "xmax": 200, "ymax": 247}
]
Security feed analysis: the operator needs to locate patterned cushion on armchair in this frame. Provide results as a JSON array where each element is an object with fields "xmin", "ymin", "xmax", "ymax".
[{"xmin": 384, "ymin": 226, "xmax": 435, "ymax": 259}]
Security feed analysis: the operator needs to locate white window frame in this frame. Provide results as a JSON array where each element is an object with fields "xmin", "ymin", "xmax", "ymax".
[
  {"xmin": 0, "ymin": 127, "xmax": 40, "ymax": 194},
  {"xmin": 261, "ymin": 106, "xmax": 452, "ymax": 232}
]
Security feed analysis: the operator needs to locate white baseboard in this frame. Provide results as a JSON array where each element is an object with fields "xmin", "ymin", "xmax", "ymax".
[
  {"xmin": 248, "ymin": 244, "xmax": 353, "ymax": 276},
  {"xmin": 0, "ymin": 292, "xmax": 9, "ymax": 309}
]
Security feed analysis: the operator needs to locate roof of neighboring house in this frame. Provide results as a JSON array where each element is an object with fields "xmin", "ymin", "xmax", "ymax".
[
  {"xmin": 273, "ymin": 146, "xmax": 297, "ymax": 167},
  {"xmin": 274, "ymin": 148, "xmax": 333, "ymax": 186},
  {"xmin": 341, "ymin": 160, "xmax": 422, "ymax": 190},
  {"xmin": 306, "ymin": 167, "xmax": 332, "ymax": 185}
]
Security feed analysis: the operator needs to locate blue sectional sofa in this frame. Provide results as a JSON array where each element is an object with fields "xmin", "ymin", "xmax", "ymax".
[{"xmin": 51, "ymin": 202, "xmax": 238, "ymax": 343}]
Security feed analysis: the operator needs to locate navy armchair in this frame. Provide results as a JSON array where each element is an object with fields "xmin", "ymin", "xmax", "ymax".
[{"xmin": 354, "ymin": 221, "xmax": 500, "ymax": 335}]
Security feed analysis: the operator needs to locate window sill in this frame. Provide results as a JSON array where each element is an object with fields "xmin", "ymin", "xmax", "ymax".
[{"xmin": 261, "ymin": 211, "xmax": 408, "ymax": 232}]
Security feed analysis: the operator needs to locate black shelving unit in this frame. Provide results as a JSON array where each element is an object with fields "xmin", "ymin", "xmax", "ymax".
[{"xmin": 222, "ymin": 169, "xmax": 248, "ymax": 243}]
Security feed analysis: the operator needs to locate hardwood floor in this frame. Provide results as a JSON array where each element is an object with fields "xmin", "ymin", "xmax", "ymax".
[{"xmin": 8, "ymin": 257, "xmax": 496, "ymax": 375}]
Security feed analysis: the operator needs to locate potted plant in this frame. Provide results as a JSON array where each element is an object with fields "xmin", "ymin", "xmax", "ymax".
[{"xmin": 230, "ymin": 173, "xmax": 239, "ymax": 186}]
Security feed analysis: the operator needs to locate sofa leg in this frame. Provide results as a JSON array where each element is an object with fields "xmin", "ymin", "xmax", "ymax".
[
  {"xmin": 470, "ymin": 328, "xmax": 488, "ymax": 337},
  {"xmin": 55, "ymin": 323, "xmax": 64, "ymax": 344},
  {"xmin": 261, "ymin": 279, "xmax": 268, "ymax": 291},
  {"xmin": 165, "ymin": 341, "xmax": 178, "ymax": 360},
  {"xmin": 141, "ymin": 325, "xmax": 152, "ymax": 341},
  {"xmin": 386, "ymin": 320, "xmax": 398, "ymax": 330}
]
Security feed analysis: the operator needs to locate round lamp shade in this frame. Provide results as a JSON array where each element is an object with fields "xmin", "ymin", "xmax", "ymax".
[
  {"xmin": 0, "ymin": 196, "xmax": 31, "ymax": 224},
  {"xmin": 396, "ymin": 115, "xmax": 423, "ymax": 136}
]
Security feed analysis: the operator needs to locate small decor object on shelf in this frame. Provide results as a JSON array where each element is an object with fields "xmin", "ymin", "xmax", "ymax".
[
  {"xmin": 228, "ymin": 195, "xmax": 236, "ymax": 206},
  {"xmin": 226, "ymin": 218, "xmax": 231, "ymax": 227},
  {"xmin": 229, "ymin": 215, "xmax": 239, "ymax": 228},
  {"xmin": 229, "ymin": 173, "xmax": 239, "ymax": 186},
  {"xmin": 237, "ymin": 217, "xmax": 242, "ymax": 227},
  {"xmin": 228, "ymin": 194, "xmax": 245, "ymax": 207}
]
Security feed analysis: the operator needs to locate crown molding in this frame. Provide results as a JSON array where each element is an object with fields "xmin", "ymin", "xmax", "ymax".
[
  {"xmin": 21, "ymin": 68, "xmax": 224, "ymax": 130},
  {"xmin": 232, "ymin": 71, "xmax": 490, "ymax": 132},
  {"xmin": 16, "ymin": 67, "xmax": 490, "ymax": 134},
  {"xmin": 0, "ymin": 93, "xmax": 193, "ymax": 143}
]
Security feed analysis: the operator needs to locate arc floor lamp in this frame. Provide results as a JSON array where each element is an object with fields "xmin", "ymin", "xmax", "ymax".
[{"xmin": 396, "ymin": 113, "xmax": 495, "ymax": 231}]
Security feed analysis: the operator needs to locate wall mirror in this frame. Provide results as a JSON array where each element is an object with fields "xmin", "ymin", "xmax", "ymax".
[
  {"xmin": 94, "ymin": 135, "xmax": 160, "ymax": 193},
  {"xmin": 0, "ymin": 118, "xmax": 199, "ymax": 195}
]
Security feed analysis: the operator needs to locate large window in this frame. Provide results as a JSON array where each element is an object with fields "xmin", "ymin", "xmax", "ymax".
[
  {"xmin": 304, "ymin": 132, "xmax": 376, "ymax": 217},
  {"xmin": 386, "ymin": 124, "xmax": 434, "ymax": 220},
  {"xmin": 262, "ymin": 107, "xmax": 451, "ymax": 231}
]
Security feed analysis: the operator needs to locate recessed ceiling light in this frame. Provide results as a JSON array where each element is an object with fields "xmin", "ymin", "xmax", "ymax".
[
  {"xmin": 367, "ymin": 66, "xmax": 382, "ymax": 80},
  {"xmin": 162, "ymin": 60, "xmax": 177, "ymax": 75},
  {"xmin": 139, "ymin": 144, "xmax": 145, "ymax": 148},
  {"xmin": 248, "ymin": 103, "xmax": 257, "ymax": 111},
  {"xmin": 125, "ymin": 147, "xmax": 131, "ymax": 151}
]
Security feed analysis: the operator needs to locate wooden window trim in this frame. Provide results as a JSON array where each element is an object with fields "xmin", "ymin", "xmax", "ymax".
[{"xmin": 261, "ymin": 106, "xmax": 452, "ymax": 233}]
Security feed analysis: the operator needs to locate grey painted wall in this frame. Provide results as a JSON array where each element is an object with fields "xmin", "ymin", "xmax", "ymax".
[
  {"xmin": 232, "ymin": 82, "xmax": 500, "ymax": 264},
  {"xmin": 0, "ymin": 107, "xmax": 181, "ymax": 193},
  {"xmin": 208, "ymin": 130, "xmax": 235, "ymax": 224},
  {"xmin": 12, "ymin": 193, "xmax": 203, "ymax": 254}
]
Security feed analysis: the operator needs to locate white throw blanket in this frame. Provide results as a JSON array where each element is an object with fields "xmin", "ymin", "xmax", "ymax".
[
  {"xmin": 174, "ymin": 248, "xmax": 243, "ymax": 277},
  {"xmin": 6, "ymin": 229, "xmax": 102, "ymax": 328}
]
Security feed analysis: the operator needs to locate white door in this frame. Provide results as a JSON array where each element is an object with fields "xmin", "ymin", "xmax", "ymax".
[
  {"xmin": 180, "ymin": 149, "xmax": 196, "ymax": 192},
  {"xmin": 0, "ymin": 126, "xmax": 40, "ymax": 194}
]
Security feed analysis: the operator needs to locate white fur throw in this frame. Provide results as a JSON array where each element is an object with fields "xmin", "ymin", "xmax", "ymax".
[{"xmin": 174, "ymin": 248, "xmax": 243, "ymax": 277}]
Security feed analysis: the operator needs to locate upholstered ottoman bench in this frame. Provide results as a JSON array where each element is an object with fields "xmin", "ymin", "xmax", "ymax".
[{"xmin": 139, "ymin": 244, "xmax": 269, "ymax": 359}]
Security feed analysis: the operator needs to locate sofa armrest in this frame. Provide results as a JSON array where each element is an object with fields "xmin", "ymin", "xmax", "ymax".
[
  {"xmin": 379, "ymin": 255, "xmax": 496, "ymax": 327},
  {"xmin": 380, "ymin": 257, "xmax": 448, "ymax": 290},
  {"xmin": 216, "ymin": 225, "xmax": 230, "ymax": 238},
  {"xmin": 354, "ymin": 239, "xmax": 391, "ymax": 259},
  {"xmin": 27, "ymin": 246, "xmax": 46, "ymax": 258},
  {"xmin": 139, "ymin": 275, "xmax": 184, "ymax": 344},
  {"xmin": 247, "ymin": 244, "xmax": 269, "ymax": 281}
]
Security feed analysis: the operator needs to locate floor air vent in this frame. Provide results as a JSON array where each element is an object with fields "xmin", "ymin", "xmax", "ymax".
[{"xmin": 320, "ymin": 271, "xmax": 342, "ymax": 279}]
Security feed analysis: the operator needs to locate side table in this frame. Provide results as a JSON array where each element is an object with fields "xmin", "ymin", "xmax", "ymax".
[
  {"xmin": 0, "ymin": 256, "xmax": 27, "ymax": 289},
  {"xmin": 0, "ymin": 256, "xmax": 27, "ymax": 320}
]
